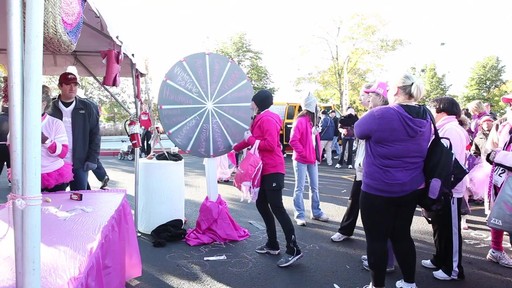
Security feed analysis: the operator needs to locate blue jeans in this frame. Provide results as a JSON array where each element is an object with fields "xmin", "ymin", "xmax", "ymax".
[
  {"xmin": 331, "ymin": 136, "xmax": 341, "ymax": 155},
  {"xmin": 292, "ymin": 161, "xmax": 323, "ymax": 220},
  {"xmin": 91, "ymin": 160, "xmax": 107, "ymax": 181},
  {"xmin": 70, "ymin": 167, "xmax": 89, "ymax": 191}
]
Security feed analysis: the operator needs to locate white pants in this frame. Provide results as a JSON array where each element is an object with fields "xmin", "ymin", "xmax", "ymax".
[{"xmin": 320, "ymin": 140, "xmax": 333, "ymax": 165}]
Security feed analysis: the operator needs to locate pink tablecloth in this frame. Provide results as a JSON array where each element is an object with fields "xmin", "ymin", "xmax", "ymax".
[{"xmin": 0, "ymin": 189, "xmax": 142, "ymax": 288}]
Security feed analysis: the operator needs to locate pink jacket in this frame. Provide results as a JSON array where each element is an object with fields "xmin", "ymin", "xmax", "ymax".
[
  {"xmin": 289, "ymin": 115, "xmax": 320, "ymax": 165},
  {"xmin": 233, "ymin": 110, "xmax": 285, "ymax": 175},
  {"xmin": 437, "ymin": 115, "xmax": 470, "ymax": 198}
]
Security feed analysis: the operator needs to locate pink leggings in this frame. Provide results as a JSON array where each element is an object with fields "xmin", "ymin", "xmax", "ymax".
[{"xmin": 491, "ymin": 228, "xmax": 505, "ymax": 251}]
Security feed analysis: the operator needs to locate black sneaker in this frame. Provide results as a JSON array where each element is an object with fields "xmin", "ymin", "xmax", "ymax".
[
  {"xmin": 255, "ymin": 244, "xmax": 280, "ymax": 255},
  {"xmin": 277, "ymin": 249, "xmax": 303, "ymax": 267},
  {"xmin": 100, "ymin": 176, "xmax": 110, "ymax": 189}
]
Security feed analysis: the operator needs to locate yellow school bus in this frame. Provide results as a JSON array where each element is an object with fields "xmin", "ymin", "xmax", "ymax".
[{"xmin": 270, "ymin": 102, "xmax": 340, "ymax": 153}]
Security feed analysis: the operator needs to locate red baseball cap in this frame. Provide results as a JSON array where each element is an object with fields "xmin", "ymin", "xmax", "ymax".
[{"xmin": 58, "ymin": 72, "xmax": 79, "ymax": 86}]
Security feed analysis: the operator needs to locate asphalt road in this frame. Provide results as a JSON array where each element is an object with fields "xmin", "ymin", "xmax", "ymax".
[{"xmin": 1, "ymin": 155, "xmax": 511, "ymax": 288}]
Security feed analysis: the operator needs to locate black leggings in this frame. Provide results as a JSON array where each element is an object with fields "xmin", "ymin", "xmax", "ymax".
[
  {"xmin": 360, "ymin": 189, "xmax": 422, "ymax": 287},
  {"xmin": 256, "ymin": 173, "xmax": 298, "ymax": 253}
]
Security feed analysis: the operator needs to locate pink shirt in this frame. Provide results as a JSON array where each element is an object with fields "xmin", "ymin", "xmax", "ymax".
[
  {"xmin": 139, "ymin": 111, "xmax": 152, "ymax": 129},
  {"xmin": 233, "ymin": 110, "xmax": 285, "ymax": 175},
  {"xmin": 289, "ymin": 115, "xmax": 320, "ymax": 165}
]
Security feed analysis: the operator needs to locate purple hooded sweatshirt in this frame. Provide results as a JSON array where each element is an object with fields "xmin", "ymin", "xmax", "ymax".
[{"xmin": 355, "ymin": 104, "xmax": 432, "ymax": 197}]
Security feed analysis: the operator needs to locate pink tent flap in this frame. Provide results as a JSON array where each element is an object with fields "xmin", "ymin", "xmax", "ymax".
[{"xmin": 185, "ymin": 195, "xmax": 250, "ymax": 246}]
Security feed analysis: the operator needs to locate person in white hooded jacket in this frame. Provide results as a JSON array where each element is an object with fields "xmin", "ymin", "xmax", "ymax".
[
  {"xmin": 421, "ymin": 97, "xmax": 470, "ymax": 281},
  {"xmin": 483, "ymin": 93, "xmax": 512, "ymax": 269}
]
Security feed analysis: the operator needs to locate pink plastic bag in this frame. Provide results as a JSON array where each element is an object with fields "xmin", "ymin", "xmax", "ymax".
[{"xmin": 234, "ymin": 141, "xmax": 262, "ymax": 202}]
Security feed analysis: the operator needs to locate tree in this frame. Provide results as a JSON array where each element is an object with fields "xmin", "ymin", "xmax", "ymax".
[
  {"xmin": 307, "ymin": 14, "xmax": 404, "ymax": 113},
  {"xmin": 419, "ymin": 63, "xmax": 451, "ymax": 104},
  {"xmin": 461, "ymin": 56, "xmax": 506, "ymax": 109},
  {"xmin": 215, "ymin": 33, "xmax": 276, "ymax": 93}
]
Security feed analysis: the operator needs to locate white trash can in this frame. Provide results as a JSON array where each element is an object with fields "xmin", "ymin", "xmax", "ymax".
[{"xmin": 136, "ymin": 158, "xmax": 185, "ymax": 234}]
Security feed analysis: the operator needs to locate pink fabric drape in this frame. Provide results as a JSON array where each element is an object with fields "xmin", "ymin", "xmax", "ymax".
[
  {"xmin": 185, "ymin": 195, "xmax": 250, "ymax": 246},
  {"xmin": 0, "ymin": 189, "xmax": 141, "ymax": 287}
]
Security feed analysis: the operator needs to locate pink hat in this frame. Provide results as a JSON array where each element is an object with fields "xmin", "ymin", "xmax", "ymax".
[
  {"xmin": 480, "ymin": 116, "xmax": 494, "ymax": 123},
  {"xmin": 501, "ymin": 93, "xmax": 512, "ymax": 104},
  {"xmin": 364, "ymin": 81, "xmax": 388, "ymax": 98}
]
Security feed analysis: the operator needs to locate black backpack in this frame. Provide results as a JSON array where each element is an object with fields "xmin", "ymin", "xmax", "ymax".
[{"xmin": 418, "ymin": 107, "xmax": 468, "ymax": 213}]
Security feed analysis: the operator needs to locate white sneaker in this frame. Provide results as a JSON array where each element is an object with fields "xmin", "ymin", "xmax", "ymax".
[
  {"xmin": 361, "ymin": 255, "xmax": 367, "ymax": 262},
  {"xmin": 295, "ymin": 219, "xmax": 306, "ymax": 226},
  {"xmin": 362, "ymin": 283, "xmax": 374, "ymax": 288},
  {"xmin": 421, "ymin": 259, "xmax": 437, "ymax": 269},
  {"xmin": 335, "ymin": 164, "xmax": 342, "ymax": 169},
  {"xmin": 330, "ymin": 232, "xmax": 350, "ymax": 242},
  {"xmin": 395, "ymin": 279, "xmax": 417, "ymax": 288},
  {"xmin": 311, "ymin": 214, "xmax": 329, "ymax": 222},
  {"xmin": 461, "ymin": 216, "xmax": 469, "ymax": 230},
  {"xmin": 348, "ymin": 165, "xmax": 353, "ymax": 169},
  {"xmin": 433, "ymin": 269, "xmax": 454, "ymax": 281},
  {"xmin": 487, "ymin": 249, "xmax": 512, "ymax": 268}
]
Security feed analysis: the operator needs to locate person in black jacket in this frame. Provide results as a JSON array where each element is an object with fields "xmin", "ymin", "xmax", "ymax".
[
  {"xmin": 335, "ymin": 107, "xmax": 359, "ymax": 169},
  {"xmin": 329, "ymin": 110, "xmax": 341, "ymax": 158},
  {"xmin": 47, "ymin": 72, "xmax": 101, "ymax": 191}
]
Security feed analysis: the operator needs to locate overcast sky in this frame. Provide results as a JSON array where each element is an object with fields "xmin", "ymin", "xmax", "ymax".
[{"xmin": 96, "ymin": 0, "xmax": 512, "ymax": 101}]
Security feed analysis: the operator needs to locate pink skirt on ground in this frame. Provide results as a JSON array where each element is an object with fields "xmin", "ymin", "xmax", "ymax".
[{"xmin": 41, "ymin": 162, "xmax": 74, "ymax": 189}]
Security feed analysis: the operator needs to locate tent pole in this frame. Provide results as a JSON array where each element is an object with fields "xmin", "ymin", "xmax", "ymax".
[
  {"xmin": 130, "ymin": 58, "xmax": 141, "ymax": 232},
  {"xmin": 21, "ymin": 0, "xmax": 44, "ymax": 287},
  {"xmin": 6, "ymin": 0, "xmax": 25, "ymax": 285},
  {"xmin": 74, "ymin": 55, "xmax": 131, "ymax": 115}
]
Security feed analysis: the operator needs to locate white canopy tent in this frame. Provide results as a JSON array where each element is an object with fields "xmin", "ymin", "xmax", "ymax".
[{"xmin": 0, "ymin": 0, "xmax": 144, "ymax": 286}]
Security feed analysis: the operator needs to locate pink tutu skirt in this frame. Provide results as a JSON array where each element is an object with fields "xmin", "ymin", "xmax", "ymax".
[{"xmin": 41, "ymin": 162, "xmax": 74, "ymax": 189}]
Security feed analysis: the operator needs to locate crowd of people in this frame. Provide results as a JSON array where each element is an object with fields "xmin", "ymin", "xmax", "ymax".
[
  {"xmin": 0, "ymin": 71, "xmax": 159, "ymax": 192},
  {"xmin": 235, "ymin": 72, "xmax": 511, "ymax": 288}
]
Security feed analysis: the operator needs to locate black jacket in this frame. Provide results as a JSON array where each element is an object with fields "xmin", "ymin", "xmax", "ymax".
[{"xmin": 48, "ymin": 96, "xmax": 100, "ymax": 169}]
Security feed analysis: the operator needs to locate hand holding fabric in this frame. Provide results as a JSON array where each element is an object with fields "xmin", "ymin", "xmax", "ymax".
[
  {"xmin": 244, "ymin": 130, "xmax": 252, "ymax": 141},
  {"xmin": 83, "ymin": 161, "xmax": 97, "ymax": 171},
  {"xmin": 312, "ymin": 126, "xmax": 320, "ymax": 135}
]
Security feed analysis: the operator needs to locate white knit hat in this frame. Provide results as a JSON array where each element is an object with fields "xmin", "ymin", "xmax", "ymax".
[{"xmin": 301, "ymin": 92, "xmax": 317, "ymax": 113}]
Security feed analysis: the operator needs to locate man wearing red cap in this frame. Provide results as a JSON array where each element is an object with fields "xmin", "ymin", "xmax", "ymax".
[{"xmin": 48, "ymin": 72, "xmax": 101, "ymax": 191}]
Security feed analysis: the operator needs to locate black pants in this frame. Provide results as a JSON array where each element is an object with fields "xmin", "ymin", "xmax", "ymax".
[
  {"xmin": 141, "ymin": 130, "xmax": 152, "ymax": 155},
  {"xmin": 256, "ymin": 173, "xmax": 299, "ymax": 254},
  {"xmin": 338, "ymin": 137, "xmax": 354, "ymax": 166},
  {"xmin": 0, "ymin": 145, "xmax": 10, "ymax": 175},
  {"xmin": 360, "ymin": 189, "xmax": 422, "ymax": 287},
  {"xmin": 429, "ymin": 196, "xmax": 465, "ymax": 279},
  {"xmin": 337, "ymin": 178, "xmax": 362, "ymax": 236}
]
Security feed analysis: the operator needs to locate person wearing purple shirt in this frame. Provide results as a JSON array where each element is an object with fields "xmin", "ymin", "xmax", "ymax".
[{"xmin": 356, "ymin": 72, "xmax": 431, "ymax": 288}]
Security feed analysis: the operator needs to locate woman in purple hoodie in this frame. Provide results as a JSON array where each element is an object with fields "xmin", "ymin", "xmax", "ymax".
[{"xmin": 356, "ymin": 73, "xmax": 431, "ymax": 288}]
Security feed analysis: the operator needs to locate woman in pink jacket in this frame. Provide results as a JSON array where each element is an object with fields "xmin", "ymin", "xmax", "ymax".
[
  {"xmin": 289, "ymin": 92, "xmax": 328, "ymax": 226},
  {"xmin": 421, "ymin": 96, "xmax": 469, "ymax": 281},
  {"xmin": 233, "ymin": 90, "xmax": 303, "ymax": 268}
]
